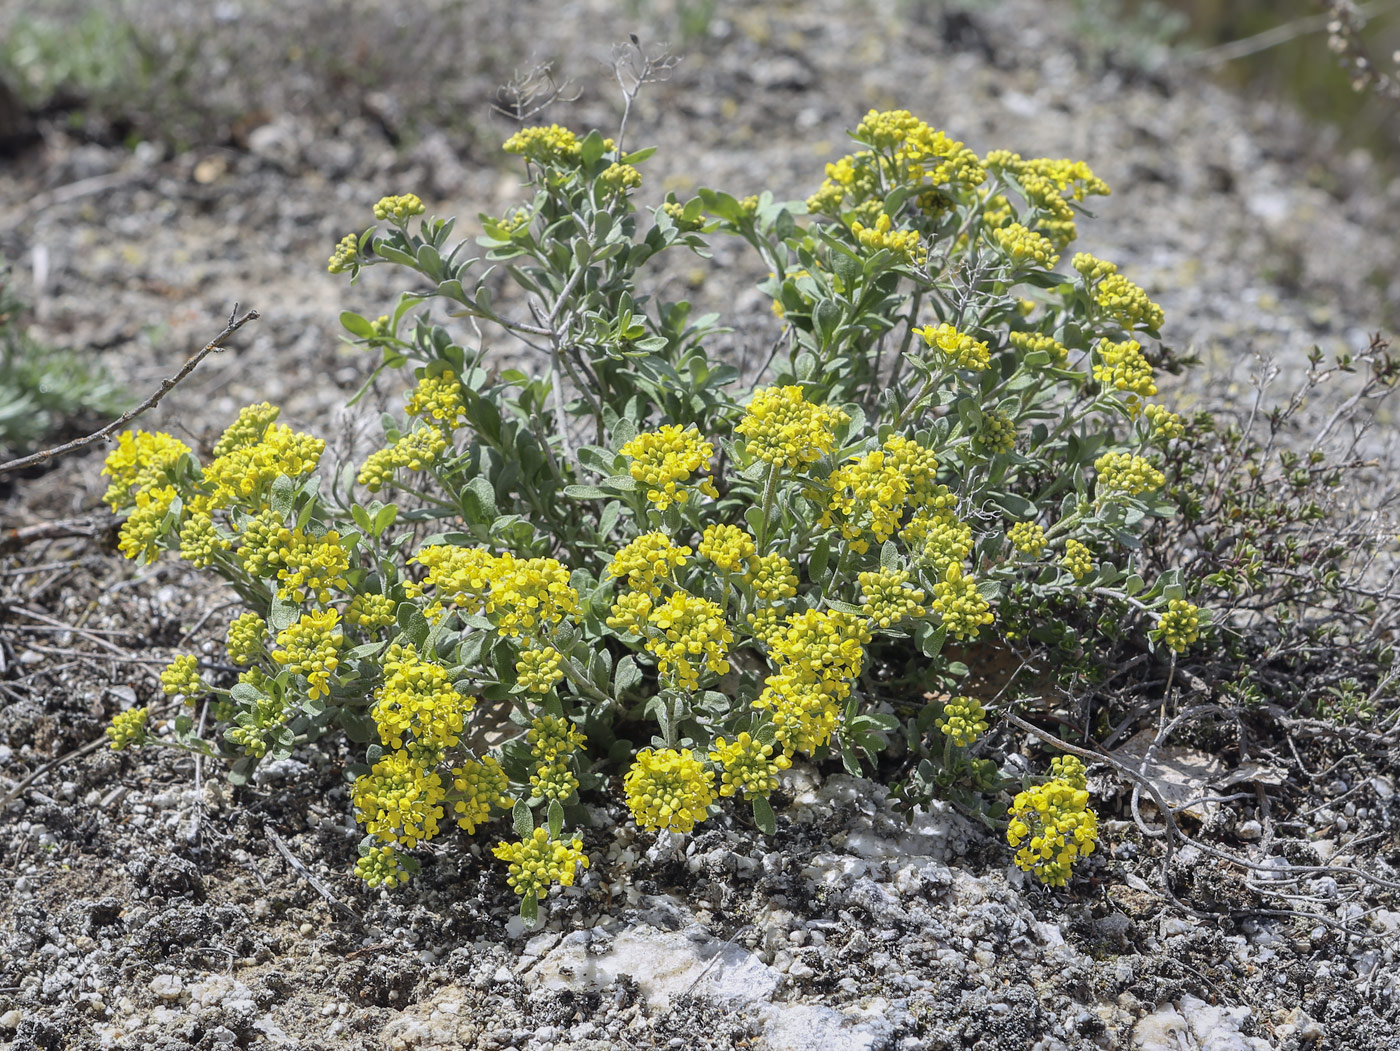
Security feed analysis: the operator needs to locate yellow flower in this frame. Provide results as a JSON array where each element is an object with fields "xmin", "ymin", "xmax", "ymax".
[
  {"xmin": 753, "ymin": 672, "xmax": 842, "ymax": 756},
  {"xmin": 503, "ymin": 124, "xmax": 583, "ymax": 166},
  {"xmin": 405, "ymin": 371, "xmax": 467, "ymax": 431},
  {"xmin": 1092, "ymin": 338, "xmax": 1156, "ymax": 402},
  {"xmin": 607, "ymin": 531, "xmax": 690, "ymax": 597},
  {"xmin": 106, "ymin": 707, "xmax": 148, "ymax": 750},
  {"xmin": 599, "ymin": 162, "xmax": 643, "ymax": 191},
  {"xmin": 371, "ymin": 642, "xmax": 474, "ymax": 757},
  {"xmin": 1094, "ymin": 452, "xmax": 1165, "ymax": 497},
  {"xmin": 451, "ymin": 756, "xmax": 510, "ymax": 834},
  {"xmin": 645, "ymin": 591, "xmax": 733, "ymax": 690},
  {"xmin": 1061, "ymin": 538, "xmax": 1095, "ymax": 581},
  {"xmin": 372, "ymin": 193, "xmax": 426, "ymax": 223},
  {"xmin": 858, "ymin": 568, "xmax": 927, "ymax": 628},
  {"xmin": 709, "ymin": 732, "xmax": 791, "ymax": 799},
  {"xmin": 355, "ymin": 844, "xmax": 412, "ymax": 888},
  {"xmin": 492, "ymin": 827, "xmax": 589, "ymax": 900},
  {"xmin": 917, "ymin": 322, "xmax": 991, "ymax": 372},
  {"xmin": 101, "ymin": 430, "xmax": 191, "ymax": 510},
  {"xmin": 1156, "ymin": 599, "xmax": 1201, "ymax": 653},
  {"xmin": 991, "ymin": 222, "xmax": 1059, "ymax": 270},
  {"xmin": 271, "ymin": 609, "xmax": 344, "ymax": 701},
  {"xmin": 1007, "ymin": 777, "xmax": 1098, "ymax": 887},
  {"xmin": 226, "ymin": 611, "xmax": 267, "ymax": 665},
  {"xmin": 1095, "ymin": 272, "xmax": 1164, "ymax": 332},
  {"xmin": 736, "ymin": 386, "xmax": 849, "ymax": 470},
  {"xmin": 930, "ymin": 563, "xmax": 994, "ymax": 641},
  {"xmin": 620, "ymin": 425, "xmax": 717, "ymax": 509},
  {"xmin": 747, "ymin": 552, "xmax": 799, "ymax": 601},
  {"xmin": 937, "ymin": 696, "xmax": 988, "ymax": 748},
  {"xmin": 352, "ymin": 748, "xmax": 445, "ymax": 849},
  {"xmin": 327, "ymin": 233, "xmax": 359, "ymax": 274},
  {"xmin": 515, "ymin": 646, "xmax": 565, "ymax": 694},
  {"xmin": 850, "ymin": 212, "xmax": 925, "ymax": 265},
  {"xmin": 698, "ymin": 524, "xmax": 756, "ymax": 574},
  {"xmin": 623, "ymin": 747, "xmax": 717, "ymax": 833},
  {"xmin": 1007, "ymin": 521, "xmax": 1047, "ymax": 558},
  {"xmin": 160, "ymin": 654, "xmax": 207, "ymax": 700}
]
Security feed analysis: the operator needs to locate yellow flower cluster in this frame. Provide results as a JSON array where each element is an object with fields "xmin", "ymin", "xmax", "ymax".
[
  {"xmin": 178, "ymin": 512, "xmax": 229, "ymax": 568},
  {"xmin": 850, "ymin": 212, "xmax": 925, "ymax": 265},
  {"xmin": 233, "ymin": 507, "xmax": 287, "ymax": 579},
  {"xmin": 902, "ymin": 506, "xmax": 971, "ymax": 570},
  {"xmin": 226, "ymin": 611, "xmax": 267, "ymax": 665},
  {"xmin": 1094, "ymin": 452, "xmax": 1165, "ymax": 497},
  {"xmin": 736, "ymin": 386, "xmax": 849, "ymax": 470},
  {"xmin": 276, "ymin": 528, "xmax": 350, "ymax": 604},
  {"xmin": 709, "ymin": 732, "xmax": 792, "ymax": 799},
  {"xmin": 599, "ymin": 162, "xmax": 643, "ymax": 191},
  {"xmin": 1062, "ymin": 538, "xmax": 1095, "ymax": 581},
  {"xmin": 918, "ymin": 322, "xmax": 991, "ymax": 372},
  {"xmin": 1008, "ymin": 330, "xmax": 1069, "ymax": 366},
  {"xmin": 1050, "ymin": 754, "xmax": 1087, "ymax": 789},
  {"xmin": 372, "ymin": 193, "xmax": 426, "ymax": 223},
  {"xmin": 1007, "ymin": 775, "xmax": 1098, "ymax": 887},
  {"xmin": 515, "ymin": 646, "xmax": 564, "ymax": 694},
  {"xmin": 1007, "ymin": 521, "xmax": 1047, "ymax": 557},
  {"xmin": 858, "ymin": 568, "xmax": 927, "ymax": 628},
  {"xmin": 982, "ymin": 153, "xmax": 1109, "ymax": 247},
  {"xmin": 747, "ymin": 552, "xmax": 799, "ymax": 601},
  {"xmin": 698, "ymin": 524, "xmax": 757, "ymax": 574},
  {"xmin": 327, "ymin": 233, "xmax": 359, "ymax": 274},
  {"xmin": 404, "ymin": 371, "xmax": 467, "ymax": 431},
  {"xmin": 271, "ymin": 608, "xmax": 343, "ymax": 700},
  {"xmin": 620, "ymin": 425, "xmax": 718, "ymax": 509},
  {"xmin": 1096, "ymin": 273, "xmax": 1164, "ymax": 332},
  {"xmin": 357, "ymin": 427, "xmax": 450, "ymax": 492},
  {"xmin": 645, "ymin": 591, "xmax": 733, "ymax": 690},
  {"xmin": 972, "ymin": 408, "xmax": 1016, "ymax": 454},
  {"xmin": 527, "ymin": 714, "xmax": 586, "ymax": 802},
  {"xmin": 486, "ymin": 554, "xmax": 580, "ymax": 638},
  {"xmin": 346, "ymin": 592, "xmax": 397, "ymax": 631},
  {"xmin": 353, "ymin": 749, "xmax": 445, "ymax": 849},
  {"xmin": 1071, "ymin": 252, "xmax": 1118, "ymax": 282},
  {"xmin": 1156, "ymin": 599, "xmax": 1201, "ymax": 653},
  {"xmin": 371, "ymin": 642, "xmax": 474, "ymax": 756},
  {"xmin": 502, "ymin": 124, "xmax": 582, "ymax": 166},
  {"xmin": 115, "ymin": 484, "xmax": 178, "ymax": 562},
  {"xmin": 607, "ymin": 531, "xmax": 690, "ymax": 596},
  {"xmin": 160, "ymin": 654, "xmax": 207, "ymax": 700},
  {"xmin": 1144, "ymin": 403, "xmax": 1184, "ymax": 441},
  {"xmin": 355, "ymin": 844, "xmax": 411, "ymax": 889},
  {"xmin": 451, "ymin": 756, "xmax": 510, "ymax": 834},
  {"xmin": 107, "ymin": 706, "xmax": 148, "ymax": 750},
  {"xmin": 1092, "ymin": 339, "xmax": 1156, "ymax": 402},
  {"xmin": 770, "ymin": 608, "xmax": 870, "ymax": 694},
  {"xmin": 937, "ymin": 695, "xmax": 989, "ymax": 748},
  {"xmin": 202, "ymin": 422, "xmax": 325, "ymax": 510},
  {"xmin": 754, "ymin": 673, "xmax": 842, "ymax": 755},
  {"xmin": 931, "ymin": 563, "xmax": 995, "ymax": 641},
  {"xmin": 991, "ymin": 222, "xmax": 1059, "ymax": 270},
  {"xmin": 623, "ymin": 747, "xmax": 717, "ymax": 833},
  {"xmin": 606, "ymin": 590, "xmax": 653, "ymax": 635},
  {"xmin": 662, "ymin": 200, "xmax": 702, "ymax": 230},
  {"xmin": 101, "ymin": 430, "xmax": 191, "ymax": 510},
  {"xmin": 822, "ymin": 435, "xmax": 943, "ymax": 554},
  {"xmin": 409, "ymin": 544, "xmax": 496, "ymax": 616},
  {"xmin": 492, "ymin": 827, "xmax": 589, "ymax": 900}
]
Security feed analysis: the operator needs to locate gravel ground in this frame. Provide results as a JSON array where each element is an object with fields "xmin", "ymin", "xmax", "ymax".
[{"xmin": 1, "ymin": 1, "xmax": 1398, "ymax": 1049}]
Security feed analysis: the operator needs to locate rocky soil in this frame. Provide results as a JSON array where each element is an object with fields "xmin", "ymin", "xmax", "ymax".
[{"xmin": 1, "ymin": 1, "xmax": 1398, "ymax": 1049}]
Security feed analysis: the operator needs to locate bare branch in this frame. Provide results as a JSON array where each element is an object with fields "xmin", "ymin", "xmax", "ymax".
[{"xmin": 0, "ymin": 306, "xmax": 260, "ymax": 477}]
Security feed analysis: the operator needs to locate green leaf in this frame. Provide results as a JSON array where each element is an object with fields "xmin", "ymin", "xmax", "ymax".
[
  {"xmin": 269, "ymin": 474, "xmax": 295, "ymax": 518},
  {"xmin": 914, "ymin": 620, "xmax": 946, "ymax": 658},
  {"xmin": 808, "ymin": 536, "xmax": 831, "ymax": 584},
  {"xmin": 838, "ymin": 735, "xmax": 863, "ymax": 776},
  {"xmin": 351, "ymin": 503, "xmax": 373, "ymax": 534},
  {"xmin": 229, "ymin": 682, "xmax": 263, "ymax": 705},
  {"xmin": 547, "ymin": 800, "xmax": 565, "ymax": 839},
  {"xmin": 751, "ymin": 795, "xmax": 777, "ymax": 835},
  {"xmin": 512, "ymin": 798, "xmax": 534, "ymax": 838},
  {"xmin": 880, "ymin": 540, "xmax": 899, "ymax": 571},
  {"xmin": 397, "ymin": 604, "xmax": 430, "ymax": 648},
  {"xmin": 614, "ymin": 654, "xmax": 642, "ymax": 693},
  {"xmin": 269, "ymin": 596, "xmax": 300, "ymax": 632},
  {"xmin": 463, "ymin": 476, "xmax": 498, "ymax": 522},
  {"xmin": 564, "ymin": 484, "xmax": 610, "ymax": 500},
  {"xmin": 372, "ymin": 504, "xmax": 398, "ymax": 536},
  {"xmin": 826, "ymin": 599, "xmax": 864, "ymax": 616},
  {"xmin": 340, "ymin": 311, "xmax": 376, "ymax": 339},
  {"xmin": 581, "ymin": 129, "xmax": 609, "ymax": 168}
]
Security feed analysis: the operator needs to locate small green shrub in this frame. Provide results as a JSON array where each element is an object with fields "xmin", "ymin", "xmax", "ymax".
[
  {"xmin": 0, "ymin": 263, "xmax": 126, "ymax": 458},
  {"xmin": 99, "ymin": 102, "xmax": 1262, "ymax": 919}
]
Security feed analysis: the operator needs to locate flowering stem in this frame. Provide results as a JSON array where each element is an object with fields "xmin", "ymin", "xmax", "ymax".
[{"xmin": 756, "ymin": 463, "xmax": 781, "ymax": 554}]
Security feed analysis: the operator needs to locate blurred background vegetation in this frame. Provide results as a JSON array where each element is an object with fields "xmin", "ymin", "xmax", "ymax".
[{"xmin": 0, "ymin": 0, "xmax": 1396, "ymax": 162}]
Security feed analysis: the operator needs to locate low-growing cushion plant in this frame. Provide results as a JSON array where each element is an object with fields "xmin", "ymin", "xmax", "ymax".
[{"xmin": 100, "ymin": 103, "xmax": 1341, "ymax": 923}]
